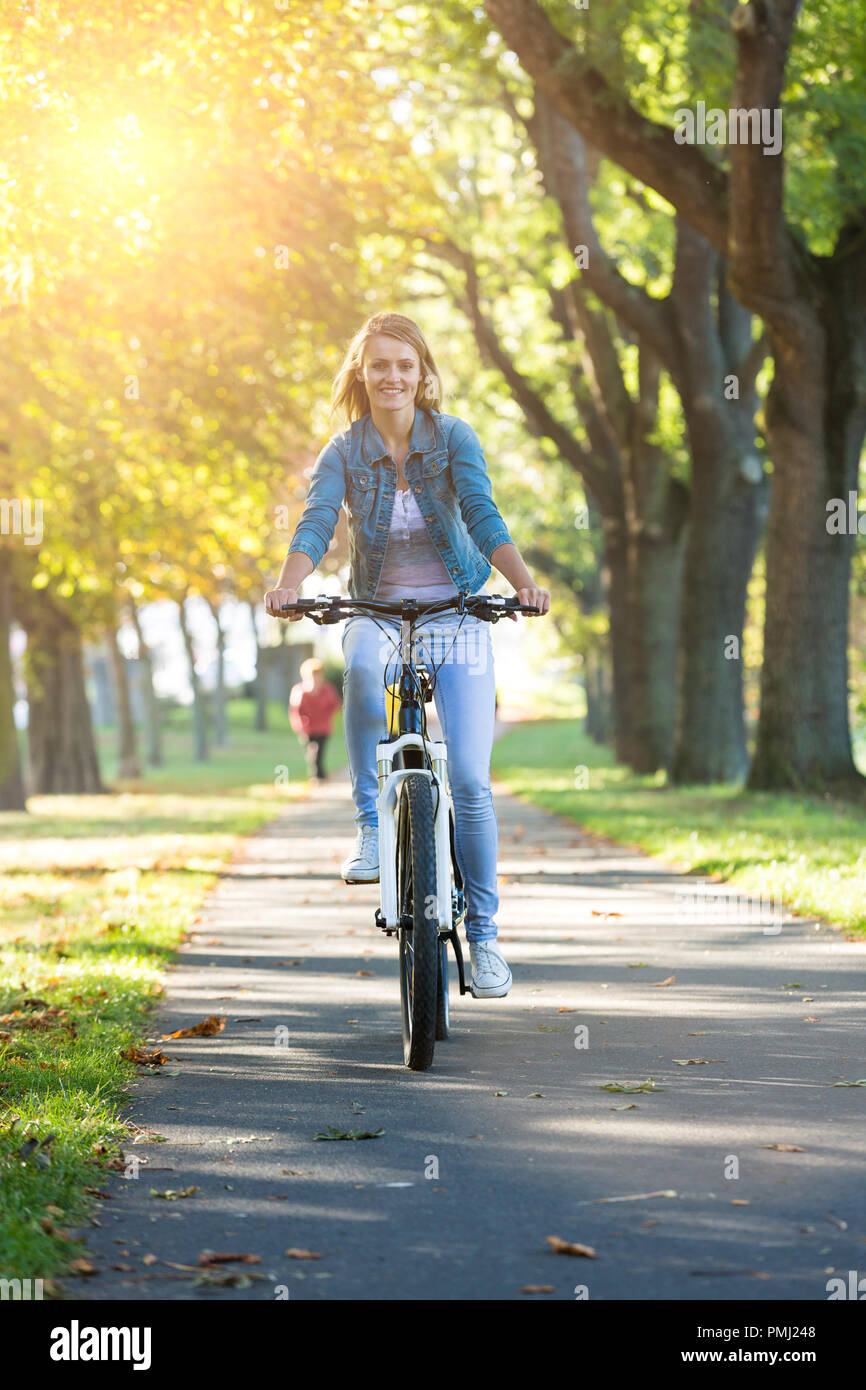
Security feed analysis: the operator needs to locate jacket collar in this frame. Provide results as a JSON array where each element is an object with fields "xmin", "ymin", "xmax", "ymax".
[{"xmin": 357, "ymin": 406, "xmax": 437, "ymax": 466}]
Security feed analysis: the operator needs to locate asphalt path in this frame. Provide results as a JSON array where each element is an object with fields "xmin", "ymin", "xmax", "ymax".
[{"xmin": 77, "ymin": 769, "xmax": 866, "ymax": 1302}]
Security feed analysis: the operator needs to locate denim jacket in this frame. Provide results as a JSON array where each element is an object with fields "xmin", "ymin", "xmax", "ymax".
[{"xmin": 286, "ymin": 406, "xmax": 514, "ymax": 600}]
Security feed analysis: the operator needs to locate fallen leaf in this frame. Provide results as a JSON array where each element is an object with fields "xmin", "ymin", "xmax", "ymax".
[
  {"xmin": 762, "ymin": 1144, "xmax": 806, "ymax": 1152},
  {"xmin": 149, "ymin": 1187, "xmax": 197, "ymax": 1200},
  {"xmin": 313, "ymin": 1126, "xmax": 384, "ymax": 1141},
  {"xmin": 591, "ymin": 910, "xmax": 621, "ymax": 919},
  {"xmin": 803, "ymin": 1016, "xmax": 821, "ymax": 1022},
  {"xmin": 281, "ymin": 1169, "xmax": 313, "ymax": 1176},
  {"xmin": 640, "ymin": 1220, "xmax": 659, "ymax": 1227},
  {"xmin": 194, "ymin": 1269, "xmax": 265, "ymax": 1288},
  {"xmin": 599, "ymin": 1078, "xmax": 665, "ymax": 1093},
  {"xmin": 285, "ymin": 1248, "xmax": 322, "ymax": 1260},
  {"xmin": 142, "ymin": 1254, "xmax": 158, "ymax": 1266},
  {"xmin": 521, "ymin": 1284, "xmax": 555, "ymax": 1293},
  {"xmin": 121, "ymin": 1047, "xmax": 170, "ymax": 1067},
  {"xmin": 545, "ymin": 1236, "xmax": 597, "ymax": 1258},
  {"xmin": 833, "ymin": 1079, "xmax": 866, "ymax": 1087},
  {"xmin": 198, "ymin": 1251, "xmax": 262, "ymax": 1267},
  {"xmin": 610, "ymin": 1104, "xmax": 638, "ymax": 1111},
  {"xmin": 355, "ymin": 970, "xmax": 375, "ymax": 978},
  {"xmin": 162, "ymin": 1261, "xmax": 200, "ymax": 1271},
  {"xmin": 494, "ymin": 1091, "xmax": 508, "ymax": 1097},
  {"xmin": 687, "ymin": 1032, "xmax": 708, "ymax": 1036},
  {"xmin": 731, "ymin": 1200, "xmax": 750, "ymax": 1206},
  {"xmin": 626, "ymin": 962, "xmax": 649, "ymax": 968},
  {"xmin": 162, "ymin": 1015, "xmax": 226, "ymax": 1039},
  {"xmin": 266, "ymin": 1194, "xmax": 289, "ymax": 1201},
  {"xmin": 672, "ymin": 1058, "xmax": 726, "ymax": 1066},
  {"xmin": 593, "ymin": 1190, "xmax": 677, "ymax": 1204},
  {"xmin": 651, "ymin": 975, "xmax": 676, "ymax": 988},
  {"xmin": 556, "ymin": 1007, "xmax": 575, "ymax": 1014},
  {"xmin": 68, "ymin": 1259, "xmax": 97, "ymax": 1276}
]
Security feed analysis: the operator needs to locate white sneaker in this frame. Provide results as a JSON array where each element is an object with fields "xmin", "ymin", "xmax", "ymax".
[
  {"xmin": 469, "ymin": 940, "xmax": 512, "ymax": 998},
  {"xmin": 341, "ymin": 825, "xmax": 379, "ymax": 883}
]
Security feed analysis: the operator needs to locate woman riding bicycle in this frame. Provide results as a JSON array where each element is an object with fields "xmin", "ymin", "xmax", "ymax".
[{"xmin": 264, "ymin": 312, "xmax": 549, "ymax": 998}]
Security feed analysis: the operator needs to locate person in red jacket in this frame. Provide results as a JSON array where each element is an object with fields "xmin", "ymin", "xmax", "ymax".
[{"xmin": 289, "ymin": 657, "xmax": 341, "ymax": 782}]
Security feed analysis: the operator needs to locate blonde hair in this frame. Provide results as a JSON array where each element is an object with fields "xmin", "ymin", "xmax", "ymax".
[
  {"xmin": 300, "ymin": 657, "xmax": 323, "ymax": 680},
  {"xmin": 329, "ymin": 312, "xmax": 443, "ymax": 425}
]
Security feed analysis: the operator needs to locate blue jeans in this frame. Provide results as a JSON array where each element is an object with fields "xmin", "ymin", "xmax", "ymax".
[{"xmin": 341, "ymin": 611, "xmax": 499, "ymax": 942}]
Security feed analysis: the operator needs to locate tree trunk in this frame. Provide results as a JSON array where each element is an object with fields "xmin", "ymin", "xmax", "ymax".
[
  {"xmin": 18, "ymin": 588, "xmax": 105, "ymax": 794},
  {"xmin": 747, "ymin": 281, "xmax": 866, "ymax": 792},
  {"xmin": 669, "ymin": 234, "xmax": 769, "ymax": 784},
  {"xmin": 177, "ymin": 596, "xmax": 209, "ymax": 762},
  {"xmin": 602, "ymin": 522, "xmax": 634, "ymax": 765},
  {"xmin": 672, "ymin": 421, "xmax": 767, "ymax": 783},
  {"xmin": 248, "ymin": 601, "xmax": 268, "ymax": 733},
  {"xmin": 106, "ymin": 622, "xmax": 141, "ymax": 780},
  {"xmin": 128, "ymin": 600, "xmax": 162, "ymax": 766},
  {"xmin": 625, "ymin": 517, "xmax": 687, "ymax": 774},
  {"xmin": 0, "ymin": 552, "xmax": 26, "ymax": 809},
  {"xmin": 620, "ymin": 352, "xmax": 689, "ymax": 774},
  {"xmin": 208, "ymin": 599, "xmax": 228, "ymax": 748},
  {"xmin": 583, "ymin": 644, "xmax": 612, "ymax": 745}
]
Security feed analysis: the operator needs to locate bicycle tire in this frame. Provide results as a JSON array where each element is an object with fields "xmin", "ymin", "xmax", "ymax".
[{"xmin": 396, "ymin": 773, "xmax": 439, "ymax": 1070}]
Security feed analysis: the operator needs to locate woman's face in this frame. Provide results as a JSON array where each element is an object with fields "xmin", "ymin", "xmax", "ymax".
[{"xmin": 356, "ymin": 334, "xmax": 422, "ymax": 412}]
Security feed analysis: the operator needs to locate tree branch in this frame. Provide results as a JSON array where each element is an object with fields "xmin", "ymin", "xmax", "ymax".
[{"xmin": 484, "ymin": 0, "xmax": 729, "ymax": 251}]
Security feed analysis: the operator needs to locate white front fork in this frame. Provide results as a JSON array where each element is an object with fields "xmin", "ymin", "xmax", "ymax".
[{"xmin": 376, "ymin": 734, "xmax": 452, "ymax": 930}]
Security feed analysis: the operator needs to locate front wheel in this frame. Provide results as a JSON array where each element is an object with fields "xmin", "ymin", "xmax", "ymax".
[{"xmin": 396, "ymin": 774, "xmax": 439, "ymax": 1071}]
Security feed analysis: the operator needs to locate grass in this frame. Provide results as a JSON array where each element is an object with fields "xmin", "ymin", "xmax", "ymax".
[
  {"xmin": 492, "ymin": 718, "xmax": 866, "ymax": 937},
  {"xmin": 0, "ymin": 697, "xmax": 324, "ymax": 1283}
]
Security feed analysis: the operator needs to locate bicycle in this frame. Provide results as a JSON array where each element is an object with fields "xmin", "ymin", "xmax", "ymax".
[{"xmin": 278, "ymin": 592, "xmax": 539, "ymax": 1070}]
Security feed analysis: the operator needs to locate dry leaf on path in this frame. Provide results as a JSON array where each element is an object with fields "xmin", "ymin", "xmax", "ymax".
[
  {"xmin": 162, "ymin": 1015, "xmax": 226, "ymax": 1039},
  {"xmin": 600, "ymin": 1078, "xmax": 665, "ymax": 1093},
  {"xmin": 121, "ymin": 1047, "xmax": 170, "ymax": 1067},
  {"xmin": 762, "ymin": 1144, "xmax": 806, "ymax": 1152},
  {"xmin": 651, "ymin": 975, "xmax": 676, "ymax": 988},
  {"xmin": 68, "ymin": 1259, "xmax": 97, "ymax": 1276},
  {"xmin": 521, "ymin": 1285, "xmax": 555, "ymax": 1293},
  {"xmin": 198, "ymin": 1251, "xmax": 262, "ymax": 1267},
  {"xmin": 672, "ymin": 1058, "xmax": 726, "ymax": 1066},
  {"xmin": 593, "ymin": 1190, "xmax": 677, "ymax": 1204},
  {"xmin": 313, "ymin": 1125, "xmax": 384, "ymax": 1141},
  {"xmin": 149, "ymin": 1186, "xmax": 197, "ymax": 1199},
  {"xmin": 285, "ymin": 1247, "xmax": 321, "ymax": 1260},
  {"xmin": 545, "ymin": 1236, "xmax": 597, "ymax": 1258},
  {"xmin": 142, "ymin": 1253, "xmax": 158, "ymax": 1266}
]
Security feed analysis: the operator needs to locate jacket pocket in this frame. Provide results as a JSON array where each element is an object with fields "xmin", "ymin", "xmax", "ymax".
[
  {"xmin": 346, "ymin": 469, "xmax": 376, "ymax": 518},
  {"xmin": 422, "ymin": 451, "xmax": 450, "ymax": 478}
]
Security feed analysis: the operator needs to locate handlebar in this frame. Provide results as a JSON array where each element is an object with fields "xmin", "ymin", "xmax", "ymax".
[{"xmin": 276, "ymin": 594, "xmax": 540, "ymax": 625}]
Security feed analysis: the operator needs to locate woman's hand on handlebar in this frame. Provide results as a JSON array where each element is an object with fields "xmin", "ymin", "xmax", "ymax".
[
  {"xmin": 507, "ymin": 586, "xmax": 551, "ymax": 620},
  {"xmin": 265, "ymin": 586, "xmax": 302, "ymax": 620}
]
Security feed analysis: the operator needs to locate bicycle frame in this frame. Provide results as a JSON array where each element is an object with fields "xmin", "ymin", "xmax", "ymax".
[
  {"xmin": 278, "ymin": 592, "xmax": 538, "ymax": 1003},
  {"xmin": 376, "ymin": 607, "xmax": 455, "ymax": 932}
]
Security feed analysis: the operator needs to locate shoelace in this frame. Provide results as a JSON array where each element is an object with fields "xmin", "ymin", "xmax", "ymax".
[{"xmin": 473, "ymin": 943, "xmax": 497, "ymax": 971}]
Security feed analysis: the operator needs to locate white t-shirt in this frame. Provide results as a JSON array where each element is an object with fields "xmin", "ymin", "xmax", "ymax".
[{"xmin": 374, "ymin": 487, "xmax": 461, "ymax": 602}]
